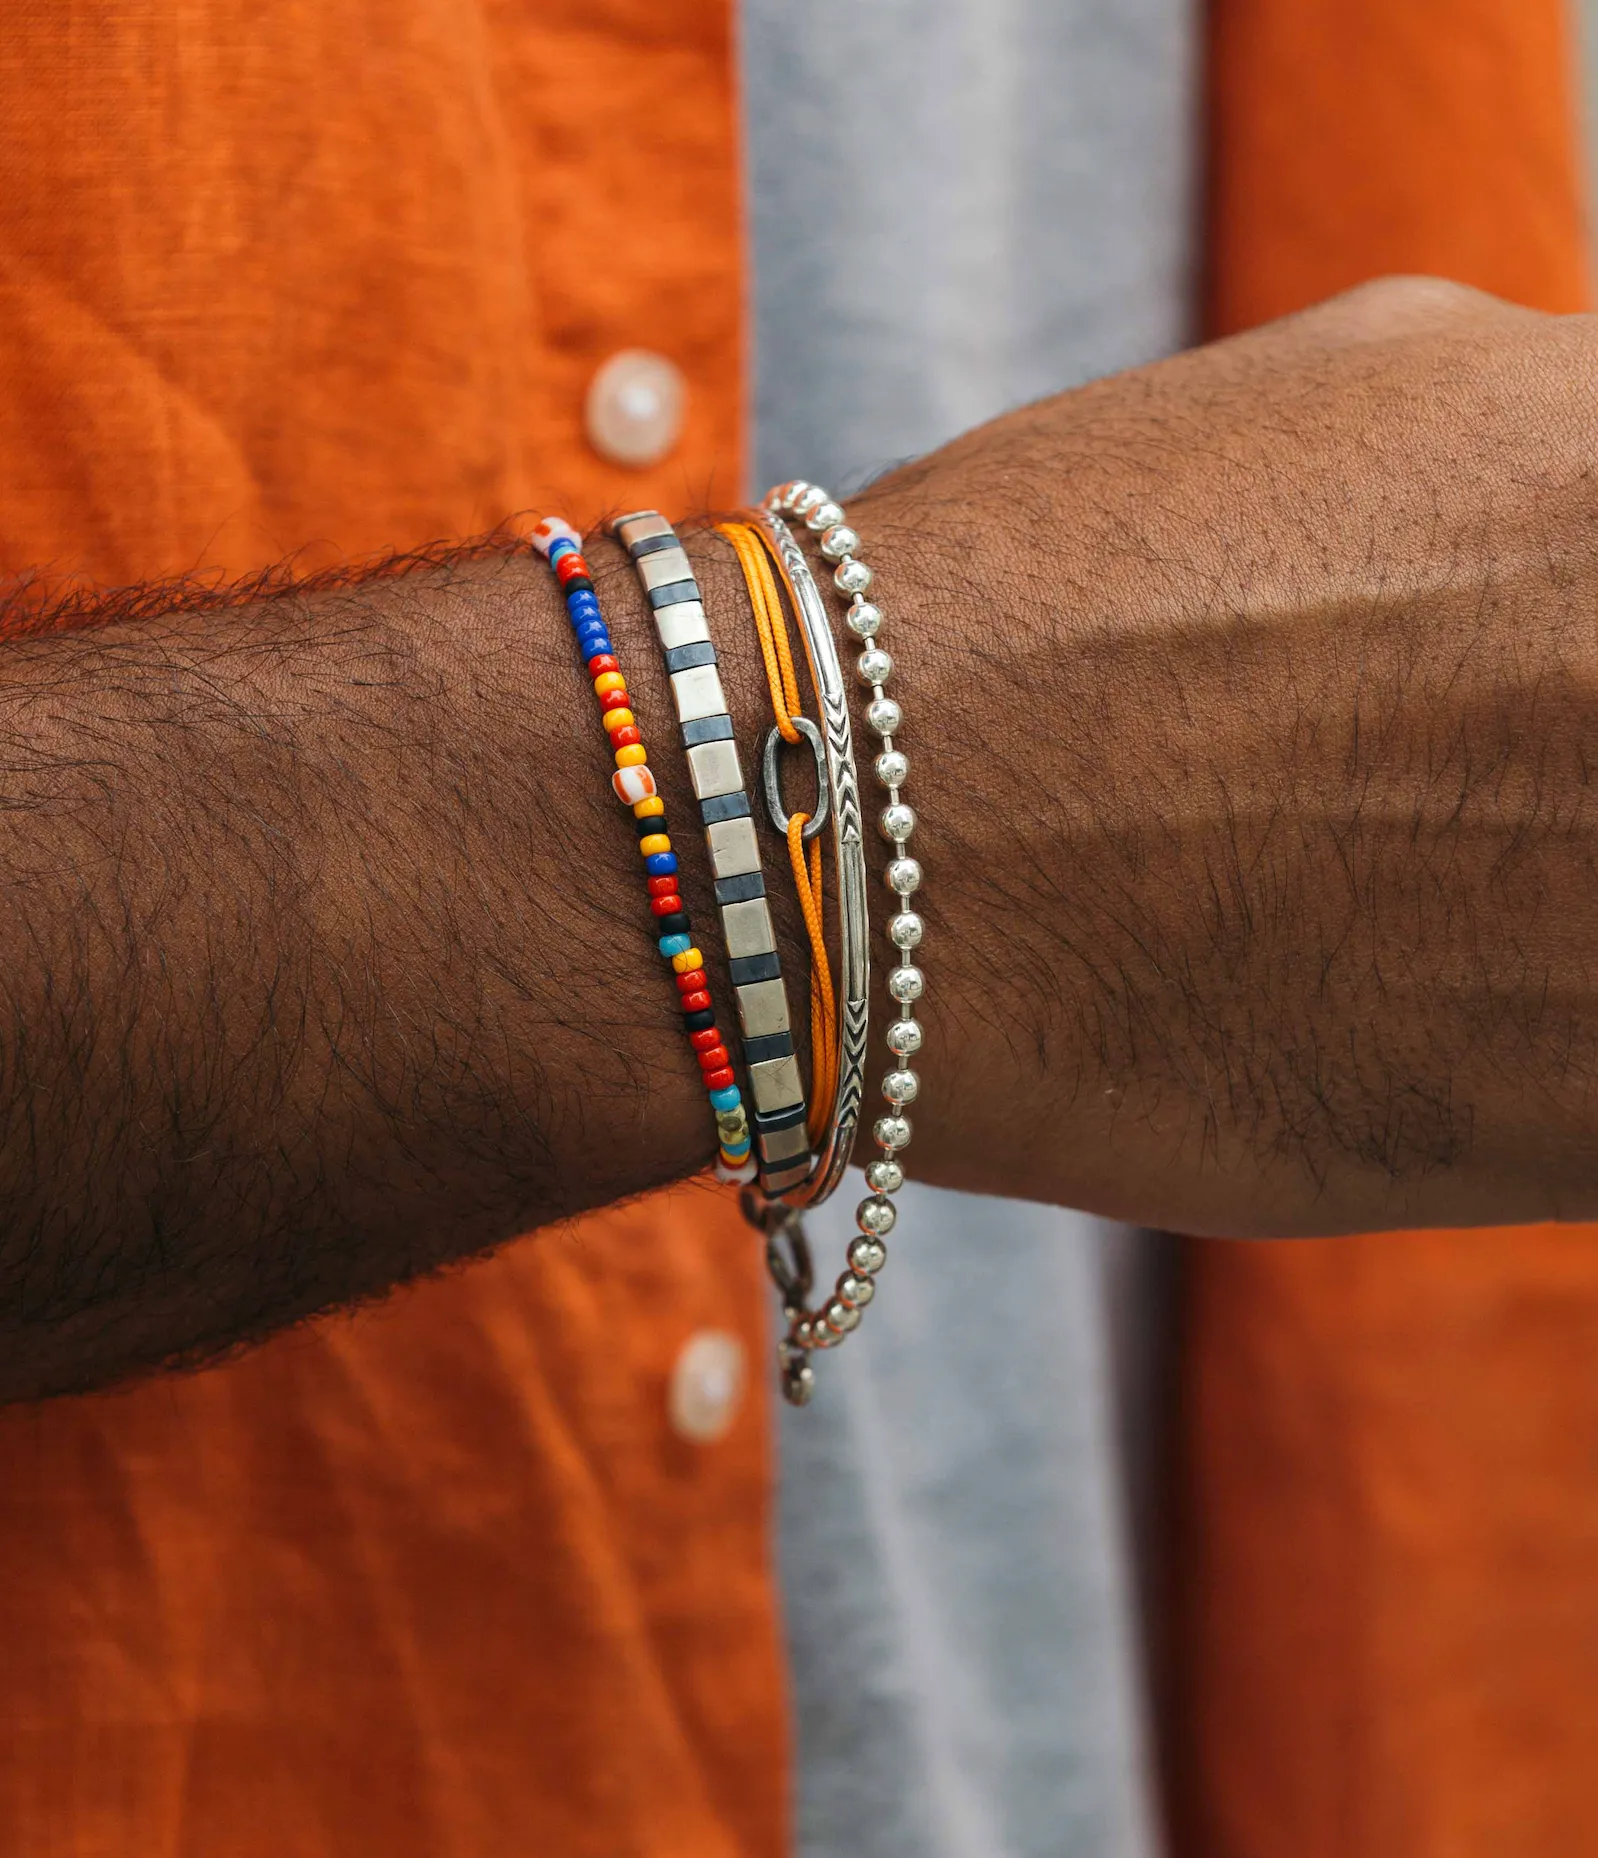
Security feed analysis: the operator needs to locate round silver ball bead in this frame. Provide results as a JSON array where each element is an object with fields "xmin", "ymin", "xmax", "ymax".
[
  {"xmin": 888, "ymin": 910, "xmax": 924, "ymax": 949},
  {"xmin": 786, "ymin": 1361, "xmax": 816, "ymax": 1403},
  {"xmin": 875, "ymin": 748, "xmax": 909, "ymax": 788},
  {"xmin": 849, "ymin": 1235, "xmax": 888, "ymax": 1275},
  {"xmin": 778, "ymin": 481, "xmax": 809, "ymax": 511},
  {"xmin": 865, "ymin": 1157, "xmax": 904, "ymax": 1194},
  {"xmin": 887, "ymin": 964, "xmax": 924, "ymax": 1003},
  {"xmin": 874, "ymin": 1113, "xmax": 912, "ymax": 1151},
  {"xmin": 835, "ymin": 558, "xmax": 874, "ymax": 596},
  {"xmin": 847, "ymin": 600, "xmax": 883, "ymax": 639},
  {"xmin": 794, "ymin": 486, "xmax": 827, "ymax": 516},
  {"xmin": 883, "ymin": 1068, "xmax": 920, "ymax": 1105},
  {"xmin": 857, "ymin": 647, "xmax": 892, "ymax": 685},
  {"xmin": 806, "ymin": 499, "xmax": 845, "ymax": 532},
  {"xmin": 820, "ymin": 524, "xmax": 859, "ymax": 561},
  {"xmin": 886, "ymin": 1018, "xmax": 924, "ymax": 1057},
  {"xmin": 826, "ymin": 1298, "xmax": 862, "ymax": 1334},
  {"xmin": 879, "ymin": 801, "xmax": 916, "ymax": 843},
  {"xmin": 839, "ymin": 1273, "xmax": 876, "ymax": 1308},
  {"xmin": 885, "ymin": 857, "xmax": 922, "ymax": 895},
  {"xmin": 866, "ymin": 696, "xmax": 902, "ymax": 736},
  {"xmin": 857, "ymin": 1194, "xmax": 898, "ymax": 1236}
]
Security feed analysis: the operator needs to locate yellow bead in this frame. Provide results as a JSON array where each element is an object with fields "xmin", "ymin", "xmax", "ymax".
[
  {"xmin": 614, "ymin": 743, "xmax": 648, "ymax": 769},
  {"xmin": 671, "ymin": 946, "xmax": 704, "ymax": 974},
  {"xmin": 605, "ymin": 707, "xmax": 636, "ymax": 732},
  {"xmin": 633, "ymin": 795, "xmax": 665, "ymax": 819},
  {"xmin": 594, "ymin": 670, "xmax": 627, "ymax": 697},
  {"xmin": 639, "ymin": 833, "xmax": 671, "ymax": 857}
]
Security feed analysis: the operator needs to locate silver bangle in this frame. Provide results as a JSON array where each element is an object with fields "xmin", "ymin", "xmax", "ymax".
[
  {"xmin": 610, "ymin": 510, "xmax": 813, "ymax": 1197},
  {"xmin": 755, "ymin": 481, "xmax": 921, "ymax": 1405}
]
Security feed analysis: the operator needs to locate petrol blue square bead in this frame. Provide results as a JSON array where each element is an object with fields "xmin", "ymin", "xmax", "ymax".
[{"xmin": 644, "ymin": 851, "xmax": 678, "ymax": 877}]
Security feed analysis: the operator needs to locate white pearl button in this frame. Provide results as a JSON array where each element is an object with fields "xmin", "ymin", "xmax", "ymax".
[
  {"xmin": 668, "ymin": 1329, "xmax": 746, "ymax": 1444},
  {"xmin": 585, "ymin": 349, "xmax": 685, "ymax": 468}
]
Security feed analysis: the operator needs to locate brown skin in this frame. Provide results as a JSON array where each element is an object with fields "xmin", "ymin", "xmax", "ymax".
[{"xmin": 3, "ymin": 275, "xmax": 1598, "ymax": 1400}]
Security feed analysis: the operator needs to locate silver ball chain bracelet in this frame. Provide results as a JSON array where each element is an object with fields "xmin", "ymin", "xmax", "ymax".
[{"xmin": 757, "ymin": 479, "xmax": 924, "ymax": 1405}]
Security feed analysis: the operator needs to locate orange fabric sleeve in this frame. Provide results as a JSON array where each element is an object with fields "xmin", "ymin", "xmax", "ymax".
[
  {"xmin": 0, "ymin": 4, "xmax": 785, "ymax": 1855},
  {"xmin": 1178, "ymin": 4, "xmax": 1598, "ymax": 1855}
]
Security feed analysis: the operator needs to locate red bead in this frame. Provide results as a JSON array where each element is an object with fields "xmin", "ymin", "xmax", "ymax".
[
  {"xmin": 703, "ymin": 1066, "xmax": 736, "ymax": 1092},
  {"xmin": 674, "ymin": 969, "xmax": 708, "ymax": 994},
  {"xmin": 609, "ymin": 724, "xmax": 642, "ymax": 750},
  {"xmin": 647, "ymin": 874, "xmax": 678, "ymax": 898},
  {"xmin": 680, "ymin": 989, "xmax": 712, "ymax": 1014},
  {"xmin": 688, "ymin": 1027, "xmax": 722, "ymax": 1052},
  {"xmin": 587, "ymin": 653, "xmax": 619, "ymax": 677},
  {"xmin": 649, "ymin": 893, "xmax": 684, "ymax": 918},
  {"xmin": 556, "ymin": 553, "xmax": 590, "ymax": 583},
  {"xmin": 696, "ymin": 1045, "xmax": 730, "ymax": 1073}
]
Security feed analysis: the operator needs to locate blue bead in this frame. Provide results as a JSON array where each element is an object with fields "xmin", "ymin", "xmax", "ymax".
[
  {"xmin": 644, "ymin": 851, "xmax": 678, "ymax": 877},
  {"xmin": 658, "ymin": 932, "xmax": 692, "ymax": 958},
  {"xmin": 574, "ymin": 628, "xmax": 612, "ymax": 654},
  {"xmin": 708, "ymin": 1085, "xmax": 742, "ymax": 1113},
  {"xmin": 721, "ymin": 1139, "xmax": 752, "ymax": 1160},
  {"xmin": 567, "ymin": 592, "xmax": 602, "ymax": 619},
  {"xmin": 572, "ymin": 612, "xmax": 607, "ymax": 638},
  {"xmin": 547, "ymin": 536, "xmax": 578, "ymax": 562}
]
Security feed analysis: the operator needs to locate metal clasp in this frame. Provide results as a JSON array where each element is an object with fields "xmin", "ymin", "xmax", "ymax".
[{"xmin": 761, "ymin": 717, "xmax": 829, "ymax": 844}]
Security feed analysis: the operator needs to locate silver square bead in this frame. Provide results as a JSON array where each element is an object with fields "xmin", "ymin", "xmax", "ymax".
[
  {"xmin": 750, "ymin": 1054, "xmax": 803, "ymax": 1113},
  {"xmin": 638, "ymin": 546, "xmax": 693, "ymax": 591},
  {"xmin": 686, "ymin": 738, "xmax": 743, "ymax": 800},
  {"xmin": 758, "ymin": 1121, "xmax": 810, "ymax": 1163},
  {"xmin": 722, "ymin": 896, "xmax": 776, "ymax": 958},
  {"xmin": 735, "ymin": 976, "xmax": 791, "ymax": 1037},
  {"xmin": 707, "ymin": 815, "xmax": 761, "ymax": 878},
  {"xmin": 655, "ymin": 601, "xmax": 711, "ymax": 650},
  {"xmin": 614, "ymin": 513, "xmax": 673, "ymax": 550},
  {"xmin": 671, "ymin": 663, "xmax": 727, "ymax": 724}
]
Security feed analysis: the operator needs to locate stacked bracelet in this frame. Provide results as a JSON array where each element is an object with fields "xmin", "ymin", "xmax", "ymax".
[
  {"xmin": 758, "ymin": 483, "xmax": 923, "ymax": 1399},
  {"xmin": 530, "ymin": 516, "xmax": 753, "ymax": 1176},
  {"xmin": 609, "ymin": 511, "xmax": 810, "ymax": 1192}
]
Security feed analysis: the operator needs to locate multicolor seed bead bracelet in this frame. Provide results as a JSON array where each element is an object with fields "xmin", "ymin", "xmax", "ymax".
[
  {"xmin": 529, "ymin": 515, "xmax": 753, "ymax": 1178},
  {"xmin": 608, "ymin": 510, "xmax": 809, "ymax": 1194},
  {"xmin": 758, "ymin": 482, "xmax": 920, "ymax": 1399}
]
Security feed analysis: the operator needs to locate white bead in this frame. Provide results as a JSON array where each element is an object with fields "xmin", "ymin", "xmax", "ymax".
[
  {"xmin": 886, "ymin": 857, "xmax": 922, "ymax": 895},
  {"xmin": 819, "ymin": 524, "xmax": 859, "ymax": 560},
  {"xmin": 858, "ymin": 647, "xmax": 892, "ymax": 684},
  {"xmin": 839, "ymin": 1273, "xmax": 876, "ymax": 1307},
  {"xmin": 874, "ymin": 1113, "xmax": 912, "ymax": 1150},
  {"xmin": 865, "ymin": 1158, "xmax": 904, "ymax": 1194},
  {"xmin": 883, "ymin": 1068, "xmax": 920, "ymax": 1105},
  {"xmin": 888, "ymin": 964, "xmax": 925, "ymax": 1003},
  {"xmin": 889, "ymin": 911, "xmax": 924, "ymax": 949},
  {"xmin": 857, "ymin": 1194, "xmax": 897, "ymax": 1236},
  {"xmin": 849, "ymin": 1235, "xmax": 888, "ymax": 1275},
  {"xmin": 879, "ymin": 802, "xmax": 915, "ymax": 842},
  {"xmin": 531, "ymin": 515, "xmax": 583, "ymax": 557},
  {"xmin": 835, "ymin": 559, "xmax": 873, "ymax": 595},
  {"xmin": 847, "ymin": 601, "xmax": 883, "ymax": 639},
  {"xmin": 886, "ymin": 1019, "xmax": 923, "ymax": 1058},
  {"xmin": 866, "ymin": 696, "xmax": 901, "ymax": 736},
  {"xmin": 806, "ymin": 500, "xmax": 845, "ymax": 532},
  {"xmin": 875, "ymin": 748, "xmax": 909, "ymax": 787},
  {"xmin": 611, "ymin": 763, "xmax": 658, "ymax": 806}
]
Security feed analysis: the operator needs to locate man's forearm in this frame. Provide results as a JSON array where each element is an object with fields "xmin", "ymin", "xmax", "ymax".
[{"xmin": 8, "ymin": 276, "xmax": 1598, "ymax": 1399}]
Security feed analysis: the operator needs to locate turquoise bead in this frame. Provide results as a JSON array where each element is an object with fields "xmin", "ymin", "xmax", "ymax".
[
  {"xmin": 658, "ymin": 932, "xmax": 692, "ymax": 958},
  {"xmin": 708, "ymin": 1085, "xmax": 741, "ymax": 1113}
]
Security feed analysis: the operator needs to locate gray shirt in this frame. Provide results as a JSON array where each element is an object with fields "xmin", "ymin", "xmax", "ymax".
[{"xmin": 739, "ymin": 4, "xmax": 1196, "ymax": 1854}]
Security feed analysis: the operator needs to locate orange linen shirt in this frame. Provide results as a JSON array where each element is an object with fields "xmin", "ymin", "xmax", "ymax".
[{"xmin": 0, "ymin": 3, "xmax": 1595, "ymax": 1856}]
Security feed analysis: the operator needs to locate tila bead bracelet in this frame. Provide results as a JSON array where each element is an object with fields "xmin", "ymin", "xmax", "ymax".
[
  {"xmin": 609, "ymin": 510, "xmax": 810, "ymax": 1193},
  {"xmin": 529, "ymin": 516, "xmax": 753, "ymax": 1176}
]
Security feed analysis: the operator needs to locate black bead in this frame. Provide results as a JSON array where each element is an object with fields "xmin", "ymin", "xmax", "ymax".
[
  {"xmin": 561, "ymin": 574, "xmax": 595, "ymax": 597},
  {"xmin": 655, "ymin": 910, "xmax": 690, "ymax": 938},
  {"xmin": 633, "ymin": 812, "xmax": 667, "ymax": 838},
  {"xmin": 682, "ymin": 1007, "xmax": 716, "ymax": 1033}
]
